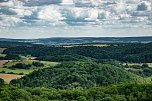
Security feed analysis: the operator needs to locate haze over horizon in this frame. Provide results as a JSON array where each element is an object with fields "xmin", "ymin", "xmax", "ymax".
[{"xmin": 0, "ymin": 0, "xmax": 152, "ymax": 39}]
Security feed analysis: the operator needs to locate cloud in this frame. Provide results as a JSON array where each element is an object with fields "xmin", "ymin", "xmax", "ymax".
[
  {"xmin": 37, "ymin": 6, "xmax": 64, "ymax": 22},
  {"xmin": 0, "ymin": 0, "xmax": 152, "ymax": 28},
  {"xmin": 0, "ymin": 0, "xmax": 8, "ymax": 2},
  {"xmin": 137, "ymin": 1, "xmax": 151, "ymax": 11},
  {"xmin": 0, "ymin": 15, "xmax": 23, "ymax": 27},
  {"xmin": 61, "ymin": 0, "xmax": 74, "ymax": 5},
  {"xmin": 21, "ymin": 0, "xmax": 62, "ymax": 6}
]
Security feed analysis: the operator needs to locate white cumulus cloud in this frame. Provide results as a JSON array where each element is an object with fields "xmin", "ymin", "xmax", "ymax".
[
  {"xmin": 0, "ymin": 0, "xmax": 152, "ymax": 27},
  {"xmin": 38, "ymin": 6, "xmax": 65, "ymax": 22}
]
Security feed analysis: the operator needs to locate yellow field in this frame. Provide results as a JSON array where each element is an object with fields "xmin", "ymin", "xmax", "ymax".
[
  {"xmin": 0, "ymin": 48, "xmax": 6, "ymax": 53},
  {"xmin": 0, "ymin": 60, "xmax": 9, "ymax": 66},
  {"xmin": 59, "ymin": 44, "xmax": 109, "ymax": 48},
  {"xmin": 0, "ymin": 74, "xmax": 23, "ymax": 83},
  {"xmin": 0, "ymin": 60, "xmax": 59, "ymax": 83}
]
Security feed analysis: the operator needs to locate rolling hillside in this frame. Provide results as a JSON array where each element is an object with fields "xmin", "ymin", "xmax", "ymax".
[{"xmin": 10, "ymin": 62, "xmax": 146, "ymax": 89}]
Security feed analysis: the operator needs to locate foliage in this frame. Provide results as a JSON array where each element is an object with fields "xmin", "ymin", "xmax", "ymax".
[
  {"xmin": 0, "ymin": 78, "xmax": 4, "ymax": 85},
  {"xmin": 10, "ymin": 62, "xmax": 145, "ymax": 89},
  {"xmin": 142, "ymin": 63, "xmax": 149, "ymax": 68},
  {"xmin": 125, "ymin": 64, "xmax": 152, "ymax": 77},
  {"xmin": 4, "ymin": 54, "xmax": 21, "ymax": 60},
  {"xmin": 3, "ymin": 43, "xmax": 152, "ymax": 63},
  {"xmin": 32, "ymin": 62, "xmax": 44, "ymax": 67},
  {"xmin": 11, "ymin": 63, "xmax": 32, "ymax": 69},
  {"xmin": 37, "ymin": 55, "xmax": 92, "ymax": 62},
  {"xmin": 1, "ymin": 83, "xmax": 152, "ymax": 101}
]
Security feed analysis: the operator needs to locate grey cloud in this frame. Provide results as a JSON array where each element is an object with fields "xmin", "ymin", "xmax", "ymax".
[
  {"xmin": 0, "ymin": 0, "xmax": 152, "ymax": 27},
  {"xmin": 137, "ymin": 1, "xmax": 151, "ymax": 11},
  {"xmin": 137, "ymin": 2, "xmax": 149, "ymax": 11},
  {"xmin": 0, "ymin": 8, "xmax": 17, "ymax": 15},
  {"xmin": 21, "ymin": 0, "xmax": 62, "ymax": 6},
  {"xmin": 0, "ymin": 0, "xmax": 8, "ymax": 2}
]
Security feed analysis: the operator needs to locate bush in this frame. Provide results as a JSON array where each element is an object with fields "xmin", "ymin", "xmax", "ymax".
[
  {"xmin": 0, "ymin": 78, "xmax": 4, "ymax": 85},
  {"xmin": 3, "ymin": 66, "xmax": 7, "ymax": 68},
  {"xmin": 7, "ymin": 72, "xmax": 15, "ymax": 74},
  {"xmin": 77, "ymin": 96, "xmax": 87, "ymax": 101},
  {"xmin": 12, "ymin": 63, "xmax": 32, "ymax": 69},
  {"xmin": 4, "ymin": 54, "xmax": 21, "ymax": 60},
  {"xmin": 32, "ymin": 62, "xmax": 44, "ymax": 67},
  {"xmin": 18, "ymin": 73, "xmax": 24, "ymax": 75},
  {"xmin": 0, "ymin": 71, "xmax": 6, "ymax": 73},
  {"xmin": 142, "ymin": 64, "xmax": 149, "ymax": 68}
]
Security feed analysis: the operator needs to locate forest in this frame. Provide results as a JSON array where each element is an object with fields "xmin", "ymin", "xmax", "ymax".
[
  {"xmin": 10, "ymin": 62, "xmax": 145, "ymax": 89},
  {"xmin": 3, "ymin": 42, "xmax": 152, "ymax": 63},
  {"xmin": 1, "ymin": 41, "xmax": 152, "ymax": 101},
  {"xmin": 1, "ymin": 83, "xmax": 152, "ymax": 101}
]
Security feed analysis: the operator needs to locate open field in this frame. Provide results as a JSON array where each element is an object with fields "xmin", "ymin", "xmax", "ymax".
[
  {"xmin": 0, "ymin": 54, "xmax": 6, "ymax": 57},
  {"xmin": 0, "ymin": 60, "xmax": 9, "ymax": 66},
  {"xmin": 0, "ymin": 60, "xmax": 59, "ymax": 83},
  {"xmin": 125, "ymin": 68, "xmax": 142, "ymax": 71},
  {"xmin": 0, "ymin": 48, "xmax": 6, "ymax": 53},
  {"xmin": 58, "ymin": 44, "xmax": 109, "ymax": 48},
  {"xmin": 0, "ymin": 67, "xmax": 35, "ymax": 74},
  {"xmin": 3, "ymin": 60, "xmax": 59, "ymax": 67},
  {"xmin": 0, "ymin": 60, "xmax": 59, "ymax": 74},
  {"xmin": 128, "ymin": 63, "xmax": 152, "ymax": 68},
  {"xmin": 0, "ymin": 74, "xmax": 23, "ymax": 83}
]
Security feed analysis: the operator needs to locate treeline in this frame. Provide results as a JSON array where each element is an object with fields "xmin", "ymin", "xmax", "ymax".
[
  {"xmin": 0, "ymin": 41, "xmax": 34, "ymax": 48},
  {"xmin": 0, "ymin": 54, "xmax": 21, "ymax": 60},
  {"xmin": 1, "ymin": 83, "xmax": 152, "ymax": 101},
  {"xmin": 10, "ymin": 62, "xmax": 145, "ymax": 89},
  {"xmin": 9, "ymin": 61, "xmax": 44, "ymax": 69},
  {"xmin": 3, "ymin": 43, "xmax": 152, "ymax": 63},
  {"xmin": 37, "ymin": 55, "xmax": 92, "ymax": 62}
]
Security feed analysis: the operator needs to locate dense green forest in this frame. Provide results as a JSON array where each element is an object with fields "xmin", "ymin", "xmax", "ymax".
[
  {"xmin": 10, "ymin": 62, "xmax": 146, "ymax": 89},
  {"xmin": 1, "ymin": 41, "xmax": 152, "ymax": 100},
  {"xmin": 1, "ymin": 83, "xmax": 152, "ymax": 101},
  {"xmin": 3, "ymin": 43, "xmax": 152, "ymax": 63}
]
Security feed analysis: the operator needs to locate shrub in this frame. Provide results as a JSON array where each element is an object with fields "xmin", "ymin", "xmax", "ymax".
[
  {"xmin": 0, "ymin": 78, "xmax": 4, "ymax": 85},
  {"xmin": 4, "ymin": 54, "xmax": 21, "ymax": 60},
  {"xmin": 32, "ymin": 62, "xmax": 44, "ymax": 67},
  {"xmin": 12, "ymin": 63, "xmax": 32, "ymax": 69}
]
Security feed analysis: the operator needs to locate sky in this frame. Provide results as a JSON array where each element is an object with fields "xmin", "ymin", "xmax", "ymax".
[{"xmin": 0, "ymin": 0, "xmax": 152, "ymax": 39}]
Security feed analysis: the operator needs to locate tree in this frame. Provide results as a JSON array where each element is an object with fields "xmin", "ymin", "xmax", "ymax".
[
  {"xmin": 0, "ymin": 78, "xmax": 4, "ymax": 85},
  {"xmin": 77, "ymin": 96, "xmax": 87, "ymax": 101},
  {"xmin": 12, "ymin": 63, "xmax": 32, "ymax": 69},
  {"xmin": 32, "ymin": 62, "xmax": 44, "ymax": 67},
  {"xmin": 142, "ymin": 64, "xmax": 149, "ymax": 68},
  {"xmin": 4, "ymin": 54, "xmax": 21, "ymax": 60}
]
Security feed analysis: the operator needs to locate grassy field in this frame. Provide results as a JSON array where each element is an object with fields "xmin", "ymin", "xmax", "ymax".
[
  {"xmin": 0, "ymin": 74, "xmax": 23, "ymax": 83},
  {"xmin": 0, "ymin": 54, "xmax": 6, "ymax": 58},
  {"xmin": 0, "ymin": 67, "xmax": 35, "ymax": 74},
  {"xmin": 0, "ymin": 60, "xmax": 59, "ymax": 74},
  {"xmin": 128, "ymin": 63, "xmax": 152, "ymax": 68},
  {"xmin": 0, "ymin": 60, "xmax": 59, "ymax": 83}
]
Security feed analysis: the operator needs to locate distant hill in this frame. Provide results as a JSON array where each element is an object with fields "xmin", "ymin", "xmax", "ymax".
[
  {"xmin": 1, "ymin": 36, "xmax": 152, "ymax": 46},
  {"xmin": 0, "ymin": 41, "xmax": 34, "ymax": 48},
  {"xmin": 3, "ymin": 42, "xmax": 152, "ymax": 63},
  {"xmin": 10, "ymin": 62, "xmax": 146, "ymax": 89}
]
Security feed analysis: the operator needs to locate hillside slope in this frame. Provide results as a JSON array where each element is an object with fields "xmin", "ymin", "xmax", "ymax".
[{"xmin": 10, "ymin": 62, "xmax": 146, "ymax": 89}]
